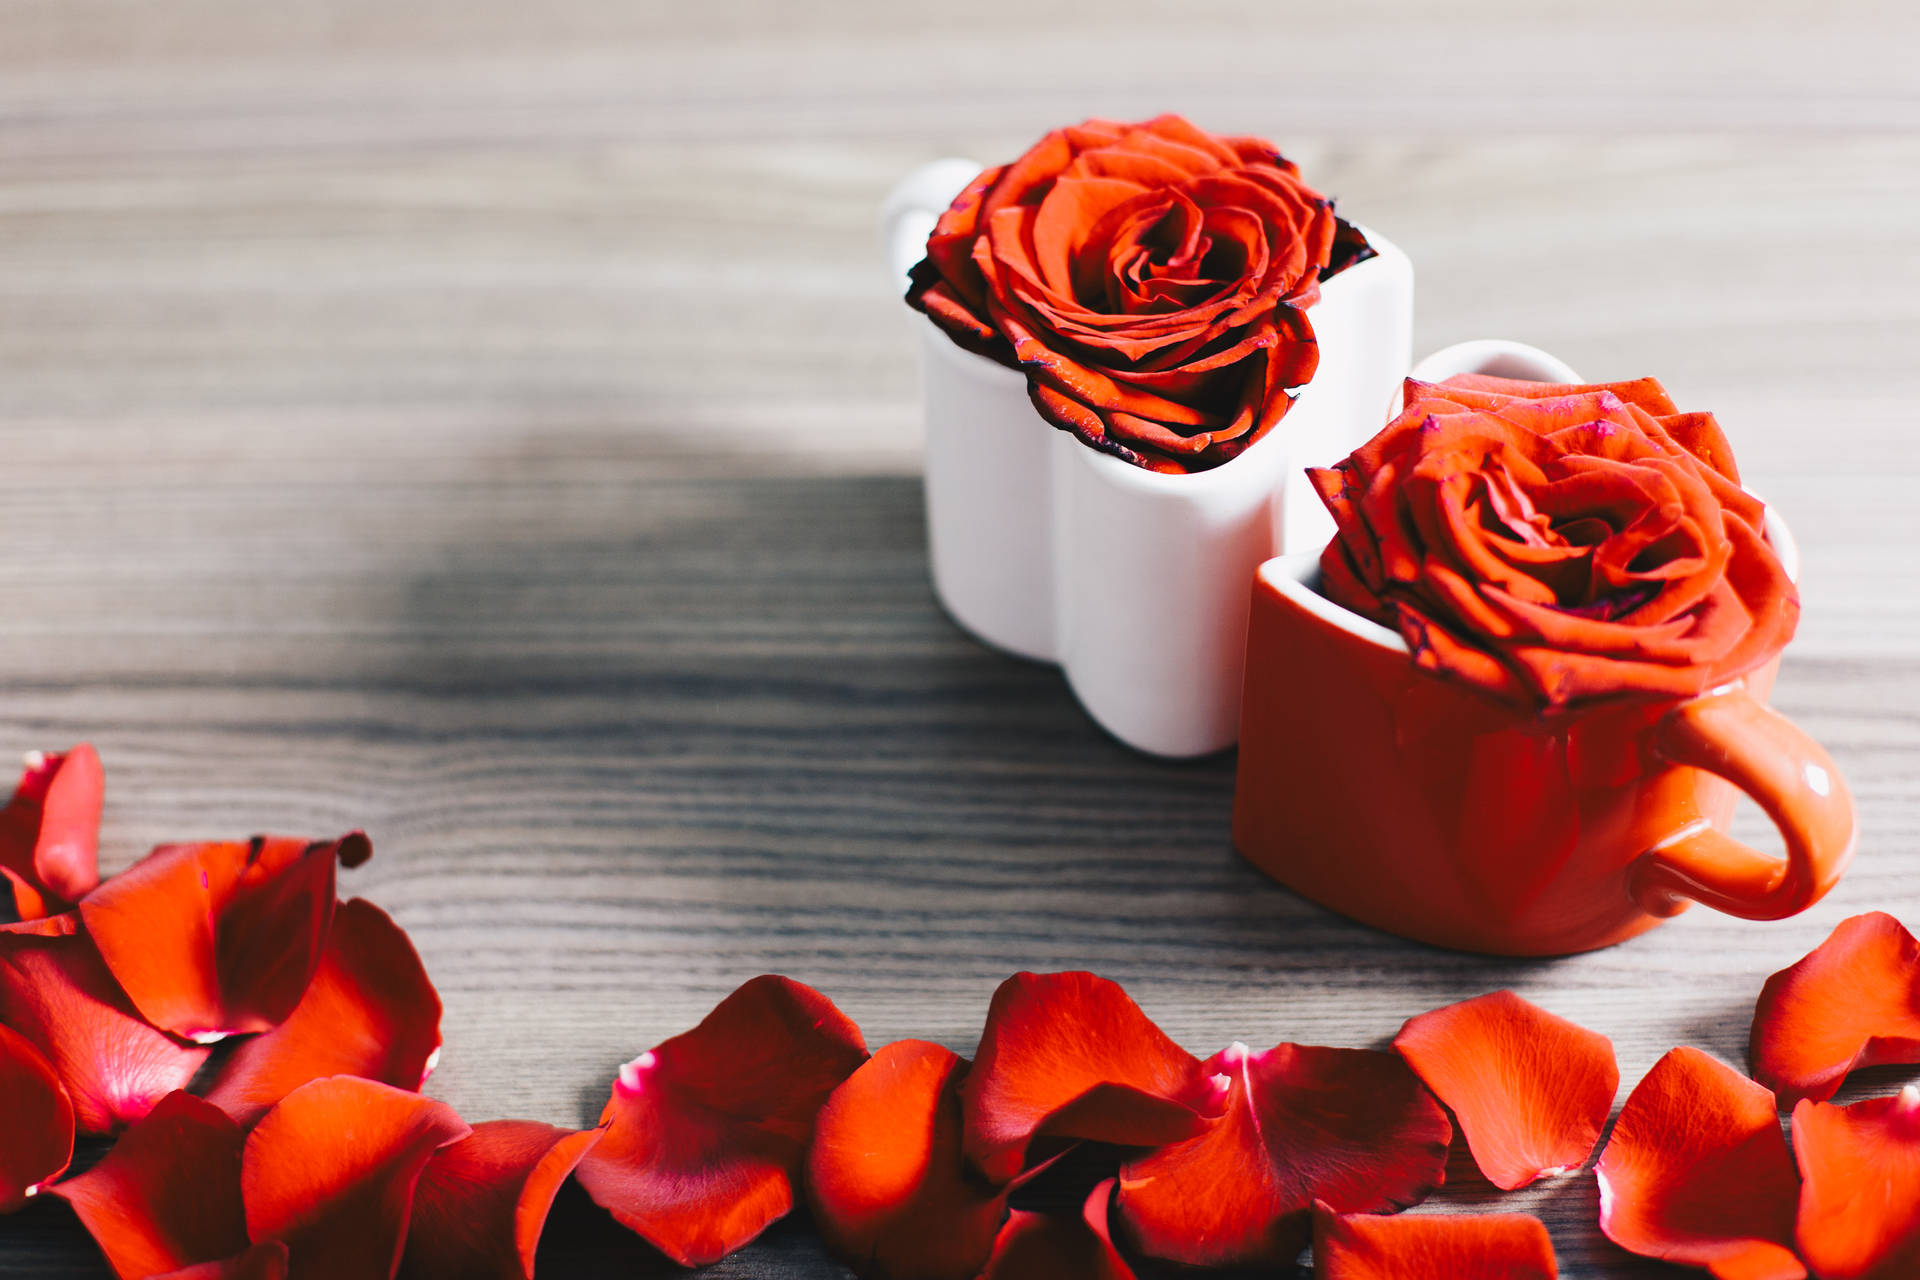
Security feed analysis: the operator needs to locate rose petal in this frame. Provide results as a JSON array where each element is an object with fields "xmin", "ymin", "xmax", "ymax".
[
  {"xmin": 574, "ymin": 975, "xmax": 868, "ymax": 1266},
  {"xmin": 1392, "ymin": 991, "xmax": 1617, "ymax": 1190},
  {"xmin": 1751, "ymin": 913, "xmax": 1920, "ymax": 1106},
  {"xmin": 807, "ymin": 1039, "xmax": 1007, "ymax": 1280},
  {"xmin": 0, "ymin": 1022, "xmax": 71, "ymax": 1210},
  {"xmin": 81, "ymin": 832, "xmax": 371, "ymax": 1041},
  {"xmin": 1594, "ymin": 1047, "xmax": 1805, "ymax": 1280},
  {"xmin": 0, "ymin": 745, "xmax": 103, "ymax": 919},
  {"xmin": 243, "ymin": 1075, "xmax": 470, "ymax": 1280},
  {"xmin": 961, "ymin": 972, "xmax": 1224, "ymax": 1184},
  {"xmin": 0, "ymin": 928, "xmax": 209, "ymax": 1133},
  {"xmin": 978, "ymin": 1181, "xmax": 1134, "ymax": 1280},
  {"xmin": 154, "ymin": 1243, "xmax": 291, "ymax": 1280},
  {"xmin": 1312, "ymin": 1202, "xmax": 1558, "ymax": 1279},
  {"xmin": 202, "ymin": 897, "xmax": 441, "ymax": 1125},
  {"xmin": 397, "ymin": 1120, "xmax": 603, "ymax": 1280},
  {"xmin": 1116, "ymin": 1041, "xmax": 1451, "ymax": 1267},
  {"xmin": 1791, "ymin": 1086, "xmax": 1920, "ymax": 1280}
]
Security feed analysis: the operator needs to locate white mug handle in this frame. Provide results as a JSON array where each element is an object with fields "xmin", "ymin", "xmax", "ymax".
[{"xmin": 879, "ymin": 158, "xmax": 983, "ymax": 290}]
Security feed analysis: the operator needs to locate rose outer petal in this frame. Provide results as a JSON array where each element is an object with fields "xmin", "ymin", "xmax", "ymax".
[
  {"xmin": 0, "ymin": 744, "xmax": 103, "ymax": 919},
  {"xmin": 574, "ymin": 975, "xmax": 869, "ymax": 1267},
  {"xmin": 1392, "ymin": 991, "xmax": 1617, "ymax": 1190},
  {"xmin": 0, "ymin": 1022, "xmax": 72, "ymax": 1211},
  {"xmin": 1752, "ymin": 913, "xmax": 1920, "ymax": 1106},
  {"xmin": 154, "ymin": 1242, "xmax": 291, "ymax": 1280},
  {"xmin": 202, "ymin": 897, "xmax": 443, "ymax": 1126},
  {"xmin": 977, "ymin": 1181, "xmax": 1135, "ymax": 1280},
  {"xmin": 1116, "ymin": 1042, "xmax": 1451, "ymax": 1268},
  {"xmin": 1792, "ymin": 1087, "xmax": 1920, "ymax": 1280},
  {"xmin": 397, "ymin": 1120, "xmax": 603, "ymax": 1280},
  {"xmin": 1594, "ymin": 1047, "xmax": 1806, "ymax": 1280},
  {"xmin": 1312, "ymin": 1202, "xmax": 1558, "ymax": 1279},
  {"xmin": 243, "ymin": 1076, "xmax": 470, "ymax": 1280}
]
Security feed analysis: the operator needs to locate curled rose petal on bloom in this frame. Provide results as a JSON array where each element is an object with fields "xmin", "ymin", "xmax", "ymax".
[
  {"xmin": 80, "ymin": 832, "xmax": 372, "ymax": 1042},
  {"xmin": 51, "ymin": 1091, "xmax": 249, "ymax": 1280},
  {"xmin": 1116, "ymin": 1041, "xmax": 1451, "ymax": 1268},
  {"xmin": 0, "ymin": 1023, "xmax": 72, "ymax": 1210},
  {"xmin": 574, "ymin": 975, "xmax": 869, "ymax": 1267},
  {"xmin": 1594, "ymin": 1047, "xmax": 1805, "ymax": 1280},
  {"xmin": 807, "ymin": 1040, "xmax": 1010, "ymax": 1280},
  {"xmin": 961, "ymin": 971, "xmax": 1226, "ymax": 1185},
  {"xmin": 1391, "ymin": 991, "xmax": 1618, "ymax": 1190},
  {"xmin": 202, "ymin": 897, "xmax": 442, "ymax": 1126},
  {"xmin": 907, "ymin": 115, "xmax": 1372, "ymax": 475},
  {"xmin": 397, "ymin": 1120, "xmax": 604, "ymax": 1280},
  {"xmin": 0, "ymin": 744, "xmax": 103, "ymax": 919},
  {"xmin": 1312, "ymin": 1202, "xmax": 1558, "ymax": 1279},
  {"xmin": 1751, "ymin": 913, "xmax": 1920, "ymax": 1106},
  {"xmin": 154, "ymin": 1242, "xmax": 290, "ymax": 1280},
  {"xmin": 1791, "ymin": 1087, "xmax": 1920, "ymax": 1280},
  {"xmin": 243, "ymin": 1076, "xmax": 470, "ymax": 1280},
  {"xmin": 1308, "ymin": 375, "xmax": 1794, "ymax": 710},
  {"xmin": 0, "ymin": 928, "xmax": 209, "ymax": 1134},
  {"xmin": 977, "ymin": 1181, "xmax": 1135, "ymax": 1280}
]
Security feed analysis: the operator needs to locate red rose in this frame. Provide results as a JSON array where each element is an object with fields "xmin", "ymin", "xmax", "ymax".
[
  {"xmin": 907, "ymin": 114, "xmax": 1372, "ymax": 475},
  {"xmin": 1307, "ymin": 374, "xmax": 1797, "ymax": 710}
]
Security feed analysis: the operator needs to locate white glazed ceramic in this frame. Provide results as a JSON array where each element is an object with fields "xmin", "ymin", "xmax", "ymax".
[{"xmin": 883, "ymin": 159, "xmax": 1415, "ymax": 758}]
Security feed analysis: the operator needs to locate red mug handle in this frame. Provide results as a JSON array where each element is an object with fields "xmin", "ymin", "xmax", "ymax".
[{"xmin": 1629, "ymin": 688, "xmax": 1856, "ymax": 920}]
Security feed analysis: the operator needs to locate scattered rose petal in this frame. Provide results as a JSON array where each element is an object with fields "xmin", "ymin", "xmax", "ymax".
[
  {"xmin": 202, "ymin": 897, "xmax": 442, "ymax": 1125},
  {"xmin": 1594, "ymin": 1047, "xmax": 1805, "ymax": 1280},
  {"xmin": 51, "ymin": 1091, "xmax": 249, "ymax": 1280},
  {"xmin": 961, "ymin": 971, "xmax": 1225, "ymax": 1184},
  {"xmin": 1752, "ymin": 913, "xmax": 1920, "ymax": 1106},
  {"xmin": 574, "ymin": 974, "xmax": 868, "ymax": 1267},
  {"xmin": 1117, "ymin": 1041, "xmax": 1451, "ymax": 1267},
  {"xmin": 1792, "ymin": 1087, "xmax": 1920, "ymax": 1280},
  {"xmin": 154, "ymin": 1242, "xmax": 291, "ymax": 1280},
  {"xmin": 977, "ymin": 1180, "xmax": 1134, "ymax": 1280},
  {"xmin": 397, "ymin": 1120, "xmax": 603, "ymax": 1280},
  {"xmin": 0, "ymin": 912, "xmax": 78, "ymax": 936},
  {"xmin": 243, "ymin": 1075, "xmax": 470, "ymax": 1280},
  {"xmin": 0, "ymin": 745, "xmax": 103, "ymax": 919},
  {"xmin": 0, "ymin": 928, "xmax": 209, "ymax": 1133},
  {"xmin": 1392, "ymin": 991, "xmax": 1617, "ymax": 1189},
  {"xmin": 0, "ymin": 1022, "xmax": 72, "ymax": 1210},
  {"xmin": 1312, "ymin": 1201, "xmax": 1558, "ymax": 1278},
  {"xmin": 81, "ymin": 833, "xmax": 371, "ymax": 1041},
  {"xmin": 807, "ymin": 1039, "xmax": 1007, "ymax": 1280}
]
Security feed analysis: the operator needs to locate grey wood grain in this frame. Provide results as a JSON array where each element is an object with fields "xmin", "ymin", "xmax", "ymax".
[{"xmin": 1, "ymin": 2, "xmax": 1917, "ymax": 1275}]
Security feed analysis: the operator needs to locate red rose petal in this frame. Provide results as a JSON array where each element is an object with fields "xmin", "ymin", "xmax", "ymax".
[
  {"xmin": 1392, "ymin": 991, "xmax": 1617, "ymax": 1190},
  {"xmin": 243, "ymin": 1076, "xmax": 470, "ymax": 1280},
  {"xmin": 1116, "ymin": 1041, "xmax": 1451, "ymax": 1267},
  {"xmin": 1594, "ymin": 1047, "xmax": 1805, "ymax": 1280},
  {"xmin": 0, "ymin": 744, "xmax": 103, "ymax": 919},
  {"xmin": 1312, "ymin": 1202, "xmax": 1558, "ymax": 1279},
  {"xmin": 397, "ymin": 1120, "xmax": 603, "ymax": 1280},
  {"xmin": 807, "ymin": 1039, "xmax": 1008, "ymax": 1280},
  {"xmin": 978, "ymin": 1181, "xmax": 1135, "ymax": 1280},
  {"xmin": 0, "ymin": 928, "xmax": 209, "ymax": 1133},
  {"xmin": 0, "ymin": 1022, "xmax": 71, "ymax": 1210},
  {"xmin": 1792, "ymin": 1087, "xmax": 1920, "ymax": 1280},
  {"xmin": 1752, "ymin": 913, "xmax": 1920, "ymax": 1106},
  {"xmin": 961, "ymin": 972, "xmax": 1224, "ymax": 1184},
  {"xmin": 202, "ymin": 897, "xmax": 442, "ymax": 1125},
  {"xmin": 81, "ymin": 833, "xmax": 370, "ymax": 1041},
  {"xmin": 154, "ymin": 1243, "xmax": 291, "ymax": 1280},
  {"xmin": 574, "ymin": 975, "xmax": 868, "ymax": 1266},
  {"xmin": 51, "ymin": 1091, "xmax": 249, "ymax": 1279}
]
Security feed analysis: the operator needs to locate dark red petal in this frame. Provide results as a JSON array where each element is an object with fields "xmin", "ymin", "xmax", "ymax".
[
  {"xmin": 1117, "ymin": 1042, "xmax": 1451, "ymax": 1267},
  {"xmin": 1392, "ymin": 991, "xmax": 1617, "ymax": 1189},
  {"xmin": 1752, "ymin": 912, "xmax": 1920, "ymax": 1106},
  {"xmin": 243, "ymin": 1076, "xmax": 470, "ymax": 1280},
  {"xmin": 1792, "ymin": 1087, "xmax": 1920, "ymax": 1280},
  {"xmin": 51, "ymin": 1091, "xmax": 249, "ymax": 1279},
  {"xmin": 574, "ymin": 975, "xmax": 868, "ymax": 1266},
  {"xmin": 202, "ymin": 897, "xmax": 442, "ymax": 1125},
  {"xmin": 81, "ymin": 833, "xmax": 369, "ymax": 1041},
  {"xmin": 1594, "ymin": 1047, "xmax": 1805, "ymax": 1280},
  {"xmin": 0, "ymin": 744, "xmax": 103, "ymax": 918},
  {"xmin": 397, "ymin": 1120, "xmax": 603, "ymax": 1280},
  {"xmin": 978, "ymin": 1181, "xmax": 1134, "ymax": 1280},
  {"xmin": 0, "ymin": 929, "xmax": 208, "ymax": 1133},
  {"xmin": 1312, "ymin": 1202, "xmax": 1558, "ymax": 1279},
  {"xmin": 0, "ymin": 1022, "xmax": 71, "ymax": 1210},
  {"xmin": 154, "ymin": 1243, "xmax": 291, "ymax": 1280},
  {"xmin": 962, "ymin": 972, "xmax": 1223, "ymax": 1184},
  {"xmin": 806, "ymin": 1039, "xmax": 1007, "ymax": 1280}
]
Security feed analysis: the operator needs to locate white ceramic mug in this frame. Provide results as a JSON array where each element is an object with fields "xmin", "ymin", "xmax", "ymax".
[{"xmin": 883, "ymin": 159, "xmax": 1415, "ymax": 758}]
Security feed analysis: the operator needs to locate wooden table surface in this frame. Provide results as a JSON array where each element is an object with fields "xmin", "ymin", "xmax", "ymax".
[{"xmin": 2, "ymin": 2, "xmax": 1917, "ymax": 1275}]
